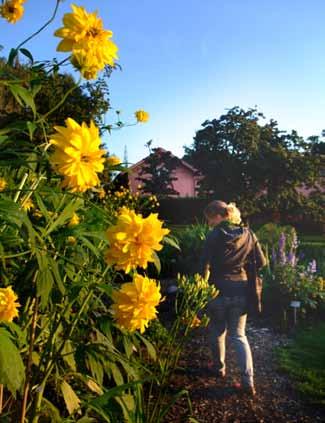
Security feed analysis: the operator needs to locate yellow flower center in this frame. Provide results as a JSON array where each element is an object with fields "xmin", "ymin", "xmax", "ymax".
[
  {"xmin": 81, "ymin": 154, "xmax": 91, "ymax": 163},
  {"xmin": 86, "ymin": 27, "xmax": 100, "ymax": 38}
]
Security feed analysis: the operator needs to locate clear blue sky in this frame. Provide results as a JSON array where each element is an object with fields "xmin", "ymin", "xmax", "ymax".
[{"xmin": 1, "ymin": 0, "xmax": 325, "ymax": 164}]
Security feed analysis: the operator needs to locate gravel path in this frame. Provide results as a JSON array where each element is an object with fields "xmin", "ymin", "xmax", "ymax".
[{"xmin": 165, "ymin": 324, "xmax": 325, "ymax": 423}]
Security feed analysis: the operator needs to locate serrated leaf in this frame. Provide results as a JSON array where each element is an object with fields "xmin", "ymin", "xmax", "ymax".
[
  {"xmin": 8, "ymin": 85, "xmax": 36, "ymax": 116},
  {"xmin": 0, "ymin": 328, "xmax": 25, "ymax": 395},
  {"xmin": 60, "ymin": 380, "xmax": 81, "ymax": 415}
]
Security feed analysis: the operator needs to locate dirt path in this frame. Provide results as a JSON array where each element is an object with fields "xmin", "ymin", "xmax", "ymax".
[{"xmin": 165, "ymin": 324, "xmax": 325, "ymax": 423}]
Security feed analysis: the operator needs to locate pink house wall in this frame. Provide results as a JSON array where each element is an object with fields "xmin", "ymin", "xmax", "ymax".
[{"xmin": 128, "ymin": 162, "xmax": 200, "ymax": 197}]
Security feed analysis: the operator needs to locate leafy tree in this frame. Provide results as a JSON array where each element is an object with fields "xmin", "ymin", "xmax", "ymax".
[
  {"xmin": 137, "ymin": 146, "xmax": 180, "ymax": 197},
  {"xmin": 0, "ymin": 58, "xmax": 111, "ymax": 134},
  {"xmin": 184, "ymin": 107, "xmax": 323, "ymax": 220}
]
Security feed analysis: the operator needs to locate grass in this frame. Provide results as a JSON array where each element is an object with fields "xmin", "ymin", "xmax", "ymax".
[{"xmin": 277, "ymin": 323, "xmax": 325, "ymax": 405}]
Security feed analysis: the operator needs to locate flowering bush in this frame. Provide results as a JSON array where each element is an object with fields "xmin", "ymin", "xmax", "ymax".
[
  {"xmin": 264, "ymin": 230, "xmax": 325, "ymax": 320},
  {"xmin": 0, "ymin": 3, "xmax": 204, "ymax": 422}
]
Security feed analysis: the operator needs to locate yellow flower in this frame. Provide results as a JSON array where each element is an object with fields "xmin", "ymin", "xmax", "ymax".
[
  {"xmin": 50, "ymin": 118, "xmax": 106, "ymax": 192},
  {"xmin": 111, "ymin": 274, "xmax": 162, "ymax": 333},
  {"xmin": 22, "ymin": 197, "xmax": 34, "ymax": 211},
  {"xmin": 135, "ymin": 110, "xmax": 149, "ymax": 123},
  {"xmin": 54, "ymin": 4, "xmax": 118, "ymax": 80},
  {"xmin": 0, "ymin": 177, "xmax": 7, "ymax": 192},
  {"xmin": 68, "ymin": 213, "xmax": 80, "ymax": 227},
  {"xmin": 190, "ymin": 315, "xmax": 201, "ymax": 328},
  {"xmin": 33, "ymin": 209, "xmax": 43, "ymax": 219},
  {"xmin": 0, "ymin": 286, "xmax": 20, "ymax": 322},
  {"xmin": 105, "ymin": 207, "xmax": 169, "ymax": 273},
  {"xmin": 98, "ymin": 188, "xmax": 106, "ymax": 199},
  {"xmin": 0, "ymin": 0, "xmax": 25, "ymax": 24},
  {"xmin": 107, "ymin": 155, "xmax": 121, "ymax": 167},
  {"xmin": 67, "ymin": 236, "xmax": 77, "ymax": 245}
]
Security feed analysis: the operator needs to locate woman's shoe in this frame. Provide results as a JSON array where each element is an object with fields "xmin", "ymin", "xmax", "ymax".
[{"xmin": 207, "ymin": 361, "xmax": 226, "ymax": 379}]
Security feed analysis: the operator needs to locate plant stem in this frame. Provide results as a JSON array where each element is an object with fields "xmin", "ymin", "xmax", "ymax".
[
  {"xmin": 20, "ymin": 296, "xmax": 39, "ymax": 423},
  {"xmin": 0, "ymin": 384, "xmax": 3, "ymax": 414},
  {"xmin": 13, "ymin": 173, "xmax": 28, "ymax": 203},
  {"xmin": 15, "ymin": 1, "xmax": 61, "ymax": 51}
]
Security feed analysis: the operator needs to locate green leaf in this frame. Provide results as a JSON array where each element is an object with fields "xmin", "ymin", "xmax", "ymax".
[
  {"xmin": 86, "ymin": 352, "xmax": 104, "ymax": 386},
  {"xmin": 163, "ymin": 235, "xmax": 181, "ymax": 250},
  {"xmin": 41, "ymin": 397, "xmax": 62, "ymax": 422},
  {"xmin": 158, "ymin": 389, "xmax": 190, "ymax": 421},
  {"xmin": 19, "ymin": 48, "xmax": 34, "ymax": 63},
  {"xmin": 108, "ymin": 362, "xmax": 124, "ymax": 386},
  {"xmin": 0, "ymin": 328, "xmax": 25, "ymax": 395},
  {"xmin": 151, "ymin": 251, "xmax": 161, "ymax": 274},
  {"xmin": 136, "ymin": 334, "xmax": 157, "ymax": 361},
  {"xmin": 79, "ymin": 235, "xmax": 100, "ymax": 258},
  {"xmin": 7, "ymin": 48, "xmax": 18, "ymax": 66},
  {"xmin": 36, "ymin": 264, "xmax": 54, "ymax": 308},
  {"xmin": 26, "ymin": 121, "xmax": 37, "ymax": 140},
  {"xmin": 45, "ymin": 198, "xmax": 83, "ymax": 236},
  {"xmin": 62, "ymin": 341, "xmax": 77, "ymax": 371},
  {"xmin": 48, "ymin": 257, "xmax": 65, "ymax": 295},
  {"xmin": 60, "ymin": 380, "xmax": 81, "ymax": 415},
  {"xmin": 8, "ymin": 85, "xmax": 37, "ymax": 117}
]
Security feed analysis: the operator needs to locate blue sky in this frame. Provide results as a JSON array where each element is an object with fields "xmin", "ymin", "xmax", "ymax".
[{"xmin": 1, "ymin": 0, "xmax": 325, "ymax": 164}]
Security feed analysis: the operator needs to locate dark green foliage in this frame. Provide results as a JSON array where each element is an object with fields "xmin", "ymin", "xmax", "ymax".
[
  {"xmin": 277, "ymin": 323, "xmax": 325, "ymax": 405},
  {"xmin": 0, "ymin": 58, "xmax": 110, "ymax": 134},
  {"xmin": 157, "ymin": 197, "xmax": 210, "ymax": 225},
  {"xmin": 136, "ymin": 147, "xmax": 180, "ymax": 197},
  {"xmin": 184, "ymin": 107, "xmax": 324, "ymax": 220}
]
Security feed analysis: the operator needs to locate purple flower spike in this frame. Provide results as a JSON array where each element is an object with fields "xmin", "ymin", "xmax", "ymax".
[{"xmin": 287, "ymin": 252, "xmax": 297, "ymax": 267}]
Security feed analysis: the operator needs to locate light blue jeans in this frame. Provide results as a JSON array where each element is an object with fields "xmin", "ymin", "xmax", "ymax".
[{"xmin": 207, "ymin": 295, "xmax": 254, "ymax": 387}]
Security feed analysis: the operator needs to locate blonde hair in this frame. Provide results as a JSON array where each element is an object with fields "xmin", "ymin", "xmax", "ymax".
[{"xmin": 204, "ymin": 200, "xmax": 242, "ymax": 225}]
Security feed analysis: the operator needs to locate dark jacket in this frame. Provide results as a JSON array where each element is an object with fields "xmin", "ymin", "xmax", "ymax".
[{"xmin": 199, "ymin": 221, "xmax": 266, "ymax": 286}]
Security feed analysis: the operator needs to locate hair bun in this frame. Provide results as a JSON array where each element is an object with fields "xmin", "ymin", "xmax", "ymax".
[{"xmin": 226, "ymin": 202, "xmax": 241, "ymax": 225}]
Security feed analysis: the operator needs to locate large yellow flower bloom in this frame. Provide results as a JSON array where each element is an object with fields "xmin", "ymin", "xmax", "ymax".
[
  {"xmin": 111, "ymin": 274, "xmax": 162, "ymax": 333},
  {"xmin": 54, "ymin": 4, "xmax": 118, "ymax": 79},
  {"xmin": 135, "ymin": 110, "xmax": 149, "ymax": 123},
  {"xmin": 0, "ymin": 286, "xmax": 20, "ymax": 322},
  {"xmin": 50, "ymin": 118, "xmax": 106, "ymax": 192},
  {"xmin": 105, "ymin": 207, "xmax": 169, "ymax": 273},
  {"xmin": 0, "ymin": 177, "xmax": 7, "ymax": 192},
  {"xmin": 0, "ymin": 0, "xmax": 25, "ymax": 24}
]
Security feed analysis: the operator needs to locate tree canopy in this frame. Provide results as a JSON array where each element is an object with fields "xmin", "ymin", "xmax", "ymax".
[
  {"xmin": 136, "ymin": 147, "xmax": 180, "ymax": 197},
  {"xmin": 184, "ymin": 107, "xmax": 324, "ymax": 220},
  {"xmin": 0, "ymin": 58, "xmax": 111, "ymax": 134}
]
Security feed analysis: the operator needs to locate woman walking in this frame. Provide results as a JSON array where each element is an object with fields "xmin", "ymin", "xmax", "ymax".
[{"xmin": 200, "ymin": 200, "xmax": 266, "ymax": 396}]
